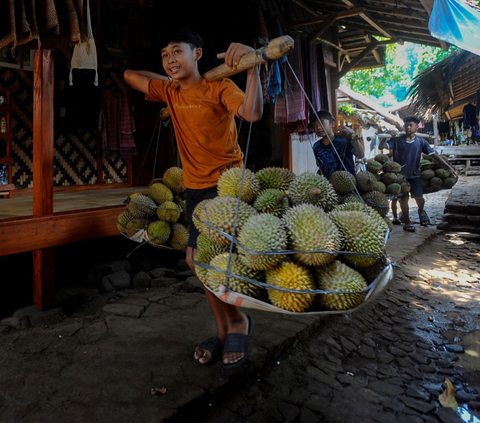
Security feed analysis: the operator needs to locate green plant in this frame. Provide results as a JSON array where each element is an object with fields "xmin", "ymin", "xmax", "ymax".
[{"xmin": 338, "ymin": 103, "xmax": 355, "ymax": 116}]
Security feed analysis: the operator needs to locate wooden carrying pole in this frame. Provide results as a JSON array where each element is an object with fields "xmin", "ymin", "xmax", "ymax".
[{"xmin": 160, "ymin": 35, "xmax": 295, "ymax": 120}]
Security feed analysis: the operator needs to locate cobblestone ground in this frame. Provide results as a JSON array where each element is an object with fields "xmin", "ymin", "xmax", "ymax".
[{"xmin": 170, "ymin": 191, "xmax": 480, "ymax": 423}]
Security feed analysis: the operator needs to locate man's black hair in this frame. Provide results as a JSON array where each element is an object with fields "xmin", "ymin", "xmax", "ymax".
[
  {"xmin": 403, "ymin": 115, "xmax": 420, "ymax": 124},
  {"xmin": 312, "ymin": 110, "xmax": 335, "ymax": 123},
  {"xmin": 157, "ymin": 25, "xmax": 203, "ymax": 51}
]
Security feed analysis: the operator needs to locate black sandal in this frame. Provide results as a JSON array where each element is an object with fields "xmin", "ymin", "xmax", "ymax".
[
  {"xmin": 222, "ymin": 316, "xmax": 255, "ymax": 370},
  {"xmin": 392, "ymin": 218, "xmax": 401, "ymax": 225},
  {"xmin": 193, "ymin": 336, "xmax": 223, "ymax": 366},
  {"xmin": 403, "ymin": 224, "xmax": 416, "ymax": 232}
]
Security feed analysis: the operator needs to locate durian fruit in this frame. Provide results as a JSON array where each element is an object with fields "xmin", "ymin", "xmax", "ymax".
[
  {"xmin": 429, "ymin": 176, "xmax": 442, "ymax": 191},
  {"xmin": 366, "ymin": 159, "xmax": 383, "ymax": 174},
  {"xmin": 283, "ymin": 203, "xmax": 342, "ymax": 267},
  {"xmin": 178, "ymin": 199, "xmax": 189, "ymax": 224},
  {"xmin": 400, "ymin": 181, "xmax": 411, "ymax": 194},
  {"xmin": 435, "ymin": 168, "xmax": 450, "ymax": 179},
  {"xmin": 126, "ymin": 194, "xmax": 157, "ymax": 219},
  {"xmin": 361, "ymin": 190, "xmax": 390, "ymax": 217},
  {"xmin": 443, "ymin": 177, "xmax": 456, "ymax": 189},
  {"xmin": 192, "ymin": 199, "xmax": 212, "ymax": 231},
  {"xmin": 156, "ymin": 200, "xmax": 181, "ymax": 223},
  {"xmin": 194, "ymin": 234, "xmax": 229, "ymax": 284},
  {"xmin": 169, "ymin": 223, "xmax": 190, "ymax": 251},
  {"xmin": 117, "ymin": 209, "xmax": 135, "ymax": 235},
  {"xmin": 266, "ymin": 261, "xmax": 316, "ymax": 312},
  {"xmin": 374, "ymin": 153, "xmax": 390, "ymax": 165},
  {"xmin": 314, "ymin": 260, "xmax": 367, "ymax": 310},
  {"xmin": 380, "ymin": 172, "xmax": 397, "ymax": 186},
  {"xmin": 356, "ymin": 170, "xmax": 379, "ymax": 193},
  {"xmin": 205, "ymin": 253, "xmax": 262, "ymax": 298},
  {"xmin": 421, "ymin": 169, "xmax": 435, "ymax": 180},
  {"xmin": 329, "ymin": 170, "xmax": 357, "ymax": 195},
  {"xmin": 420, "ymin": 159, "xmax": 433, "ymax": 171},
  {"xmin": 124, "ymin": 218, "xmax": 147, "ymax": 238},
  {"xmin": 383, "ymin": 161, "xmax": 402, "ymax": 173},
  {"xmin": 339, "ymin": 194, "xmax": 363, "ymax": 206},
  {"xmin": 385, "ymin": 183, "xmax": 401, "ymax": 196},
  {"xmin": 288, "ymin": 172, "xmax": 338, "ymax": 212},
  {"xmin": 163, "ymin": 167, "xmax": 185, "ymax": 193},
  {"xmin": 147, "ymin": 182, "xmax": 174, "ymax": 205},
  {"xmin": 383, "ymin": 216, "xmax": 393, "ymax": 232},
  {"xmin": 253, "ymin": 189, "xmax": 290, "ymax": 217},
  {"xmin": 256, "ymin": 167, "xmax": 295, "ymax": 191},
  {"xmin": 217, "ymin": 167, "xmax": 260, "ymax": 204},
  {"xmin": 199, "ymin": 196, "xmax": 257, "ymax": 246},
  {"xmin": 329, "ymin": 210, "xmax": 385, "ymax": 269},
  {"xmin": 376, "ymin": 181, "xmax": 386, "ymax": 193},
  {"xmin": 147, "ymin": 220, "xmax": 171, "ymax": 245},
  {"xmin": 237, "ymin": 213, "xmax": 288, "ymax": 271}
]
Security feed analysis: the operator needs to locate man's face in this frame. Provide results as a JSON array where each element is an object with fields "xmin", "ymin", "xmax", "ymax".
[
  {"xmin": 404, "ymin": 121, "xmax": 418, "ymax": 135},
  {"xmin": 161, "ymin": 41, "xmax": 202, "ymax": 80},
  {"xmin": 313, "ymin": 119, "xmax": 335, "ymax": 139}
]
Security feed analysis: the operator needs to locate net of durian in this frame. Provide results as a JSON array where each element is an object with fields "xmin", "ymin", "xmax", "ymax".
[
  {"xmin": 116, "ymin": 210, "xmax": 148, "ymax": 243},
  {"xmin": 197, "ymin": 253, "xmax": 394, "ymax": 315}
]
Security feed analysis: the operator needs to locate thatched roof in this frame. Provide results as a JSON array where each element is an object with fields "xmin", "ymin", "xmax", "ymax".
[{"xmin": 408, "ymin": 49, "xmax": 480, "ymax": 120}]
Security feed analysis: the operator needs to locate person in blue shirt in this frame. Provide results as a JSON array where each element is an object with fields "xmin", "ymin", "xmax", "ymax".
[
  {"xmin": 311, "ymin": 110, "xmax": 364, "ymax": 180},
  {"xmin": 382, "ymin": 115, "xmax": 458, "ymax": 232}
]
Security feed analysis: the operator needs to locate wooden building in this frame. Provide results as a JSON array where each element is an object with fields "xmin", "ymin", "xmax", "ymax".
[{"xmin": 0, "ymin": 0, "xmax": 454, "ymax": 312}]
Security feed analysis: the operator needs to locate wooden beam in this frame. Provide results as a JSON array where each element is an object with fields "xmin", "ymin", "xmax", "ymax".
[
  {"xmin": 33, "ymin": 249, "xmax": 55, "ymax": 310},
  {"xmin": 365, "ymin": 34, "xmax": 381, "ymax": 64},
  {"xmin": 307, "ymin": 15, "xmax": 338, "ymax": 44},
  {"xmin": 294, "ymin": 7, "xmax": 365, "ymax": 27},
  {"xmin": 340, "ymin": 38, "xmax": 398, "ymax": 51},
  {"xmin": 339, "ymin": 42, "xmax": 378, "ymax": 78},
  {"xmin": 0, "ymin": 206, "xmax": 125, "ymax": 257},
  {"xmin": 340, "ymin": 0, "xmax": 397, "ymax": 38}
]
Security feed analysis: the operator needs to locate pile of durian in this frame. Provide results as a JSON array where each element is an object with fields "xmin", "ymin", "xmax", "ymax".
[
  {"xmin": 195, "ymin": 166, "xmax": 392, "ymax": 313},
  {"xmin": 419, "ymin": 153, "xmax": 456, "ymax": 192},
  {"xmin": 365, "ymin": 153, "xmax": 411, "ymax": 197},
  {"xmin": 116, "ymin": 166, "xmax": 190, "ymax": 251}
]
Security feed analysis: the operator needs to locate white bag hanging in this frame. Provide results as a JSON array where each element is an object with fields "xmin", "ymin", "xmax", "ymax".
[{"xmin": 70, "ymin": 0, "xmax": 98, "ymax": 86}]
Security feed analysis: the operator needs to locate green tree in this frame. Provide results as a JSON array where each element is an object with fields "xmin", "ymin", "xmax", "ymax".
[{"xmin": 341, "ymin": 42, "xmax": 458, "ymax": 107}]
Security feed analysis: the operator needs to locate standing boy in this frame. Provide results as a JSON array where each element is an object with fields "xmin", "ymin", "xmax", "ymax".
[
  {"xmin": 124, "ymin": 26, "xmax": 263, "ymax": 368},
  {"xmin": 381, "ymin": 115, "xmax": 458, "ymax": 232},
  {"xmin": 311, "ymin": 110, "xmax": 364, "ymax": 179}
]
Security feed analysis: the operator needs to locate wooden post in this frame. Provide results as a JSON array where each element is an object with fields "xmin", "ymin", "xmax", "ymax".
[{"xmin": 32, "ymin": 50, "xmax": 55, "ymax": 310}]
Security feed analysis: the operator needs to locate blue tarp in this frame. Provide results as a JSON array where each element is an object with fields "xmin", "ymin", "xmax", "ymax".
[{"xmin": 429, "ymin": 0, "xmax": 480, "ymax": 55}]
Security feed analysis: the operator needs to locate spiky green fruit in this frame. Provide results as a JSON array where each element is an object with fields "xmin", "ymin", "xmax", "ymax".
[
  {"xmin": 356, "ymin": 170, "xmax": 379, "ymax": 193},
  {"xmin": 147, "ymin": 221, "xmax": 171, "ymax": 245},
  {"xmin": 147, "ymin": 182, "xmax": 174, "ymax": 205},
  {"xmin": 429, "ymin": 176, "xmax": 442, "ymax": 190},
  {"xmin": 117, "ymin": 209, "xmax": 135, "ymax": 235},
  {"xmin": 374, "ymin": 153, "xmax": 390, "ymax": 164},
  {"xmin": 217, "ymin": 167, "xmax": 260, "ymax": 204},
  {"xmin": 253, "ymin": 189, "xmax": 289, "ymax": 217},
  {"xmin": 362, "ymin": 190, "xmax": 390, "ymax": 217},
  {"xmin": 169, "ymin": 223, "xmax": 189, "ymax": 251},
  {"xmin": 192, "ymin": 199, "xmax": 212, "ymax": 231},
  {"xmin": 163, "ymin": 167, "xmax": 185, "ymax": 193},
  {"xmin": 400, "ymin": 181, "xmax": 411, "ymax": 193},
  {"xmin": 366, "ymin": 159, "xmax": 383, "ymax": 174},
  {"xmin": 194, "ymin": 235, "xmax": 229, "ymax": 284},
  {"xmin": 421, "ymin": 169, "xmax": 435, "ymax": 180},
  {"xmin": 126, "ymin": 194, "xmax": 157, "ymax": 219},
  {"xmin": 314, "ymin": 260, "xmax": 367, "ymax": 310},
  {"xmin": 383, "ymin": 161, "xmax": 402, "ymax": 173},
  {"xmin": 443, "ymin": 177, "xmax": 456, "ymax": 188},
  {"xmin": 377, "ymin": 181, "xmax": 386, "ymax": 193},
  {"xmin": 339, "ymin": 194, "xmax": 363, "ymax": 205},
  {"xmin": 329, "ymin": 210, "xmax": 385, "ymax": 269},
  {"xmin": 156, "ymin": 200, "xmax": 181, "ymax": 223},
  {"xmin": 380, "ymin": 172, "xmax": 397, "ymax": 186},
  {"xmin": 256, "ymin": 167, "xmax": 295, "ymax": 191},
  {"xmin": 283, "ymin": 204, "xmax": 342, "ymax": 267},
  {"xmin": 237, "ymin": 214, "xmax": 288, "ymax": 271},
  {"xmin": 266, "ymin": 261, "xmax": 316, "ymax": 312},
  {"xmin": 329, "ymin": 170, "xmax": 357, "ymax": 195},
  {"xmin": 199, "ymin": 196, "xmax": 257, "ymax": 246},
  {"xmin": 288, "ymin": 172, "xmax": 338, "ymax": 212},
  {"xmin": 435, "ymin": 168, "xmax": 450, "ymax": 179},
  {"xmin": 385, "ymin": 183, "xmax": 401, "ymax": 195},
  {"xmin": 205, "ymin": 253, "xmax": 262, "ymax": 298}
]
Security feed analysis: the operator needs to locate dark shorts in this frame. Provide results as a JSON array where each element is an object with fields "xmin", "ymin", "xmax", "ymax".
[
  {"xmin": 186, "ymin": 186, "xmax": 218, "ymax": 248},
  {"xmin": 399, "ymin": 177, "xmax": 423, "ymax": 199}
]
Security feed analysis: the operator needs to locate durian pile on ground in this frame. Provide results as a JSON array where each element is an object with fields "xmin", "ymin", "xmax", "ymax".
[
  {"xmin": 419, "ymin": 153, "xmax": 457, "ymax": 193},
  {"xmin": 365, "ymin": 153, "xmax": 411, "ymax": 198},
  {"xmin": 116, "ymin": 166, "xmax": 190, "ymax": 251},
  {"xmin": 194, "ymin": 166, "xmax": 392, "ymax": 314}
]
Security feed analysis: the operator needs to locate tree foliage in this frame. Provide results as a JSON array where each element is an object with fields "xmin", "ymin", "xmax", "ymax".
[{"xmin": 341, "ymin": 42, "xmax": 458, "ymax": 107}]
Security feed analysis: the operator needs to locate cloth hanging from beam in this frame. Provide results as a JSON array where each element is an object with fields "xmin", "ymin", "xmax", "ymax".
[{"xmin": 429, "ymin": 0, "xmax": 480, "ymax": 56}]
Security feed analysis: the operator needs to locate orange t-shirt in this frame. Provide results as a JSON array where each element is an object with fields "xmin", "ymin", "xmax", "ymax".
[{"xmin": 145, "ymin": 77, "xmax": 245, "ymax": 189}]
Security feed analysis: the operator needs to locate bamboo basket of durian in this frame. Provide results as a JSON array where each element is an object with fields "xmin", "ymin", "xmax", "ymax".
[
  {"xmin": 193, "ymin": 166, "xmax": 395, "ymax": 315},
  {"xmin": 116, "ymin": 166, "xmax": 191, "ymax": 252}
]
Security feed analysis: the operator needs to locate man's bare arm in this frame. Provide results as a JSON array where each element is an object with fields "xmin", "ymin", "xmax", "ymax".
[{"xmin": 124, "ymin": 70, "xmax": 168, "ymax": 94}]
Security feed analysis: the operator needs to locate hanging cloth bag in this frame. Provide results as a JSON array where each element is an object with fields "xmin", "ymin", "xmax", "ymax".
[{"xmin": 69, "ymin": 0, "xmax": 98, "ymax": 86}]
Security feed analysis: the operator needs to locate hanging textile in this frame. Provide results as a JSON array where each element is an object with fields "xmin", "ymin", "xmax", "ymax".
[
  {"xmin": 274, "ymin": 35, "xmax": 306, "ymax": 124},
  {"xmin": 98, "ymin": 91, "xmax": 137, "ymax": 158},
  {"xmin": 429, "ymin": 0, "xmax": 480, "ymax": 56},
  {"xmin": 70, "ymin": 0, "xmax": 98, "ymax": 86},
  {"xmin": 266, "ymin": 17, "xmax": 286, "ymax": 104},
  {"xmin": 304, "ymin": 39, "xmax": 322, "ymax": 114}
]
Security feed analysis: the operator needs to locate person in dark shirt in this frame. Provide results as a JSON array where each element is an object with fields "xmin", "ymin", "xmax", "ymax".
[
  {"xmin": 311, "ymin": 110, "xmax": 364, "ymax": 179},
  {"xmin": 381, "ymin": 115, "xmax": 458, "ymax": 232}
]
